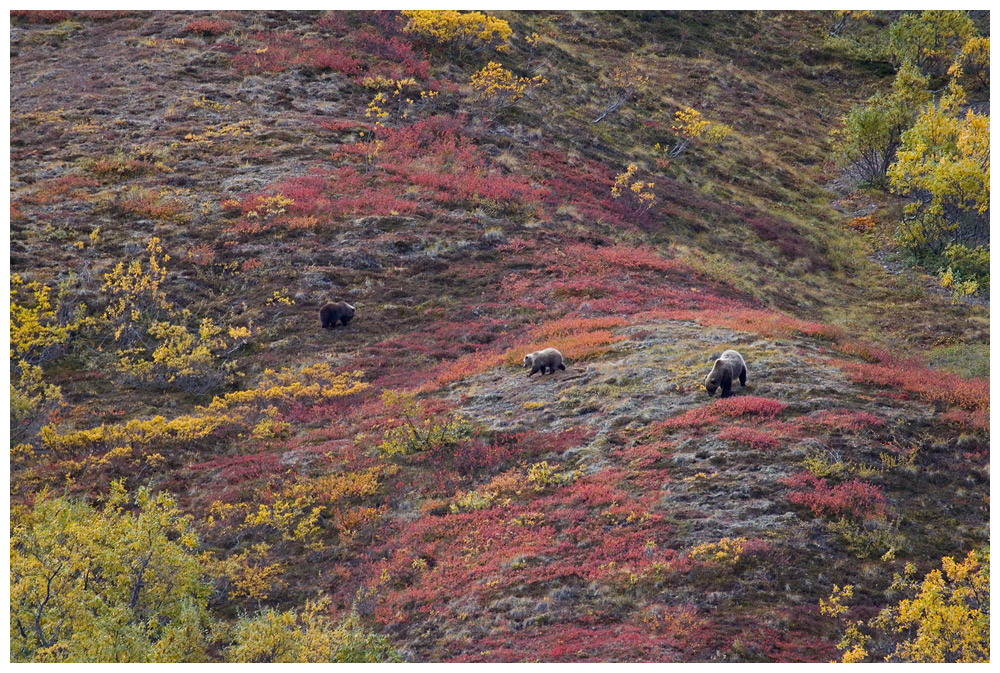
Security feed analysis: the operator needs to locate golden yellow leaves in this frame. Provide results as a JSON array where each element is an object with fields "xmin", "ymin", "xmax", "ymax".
[
  {"xmin": 401, "ymin": 10, "xmax": 512, "ymax": 53},
  {"xmin": 470, "ymin": 61, "xmax": 546, "ymax": 110},
  {"xmin": 823, "ymin": 549, "xmax": 989, "ymax": 662},
  {"xmin": 611, "ymin": 163, "xmax": 655, "ymax": 212}
]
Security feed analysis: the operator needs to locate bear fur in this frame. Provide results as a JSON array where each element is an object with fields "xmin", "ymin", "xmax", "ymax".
[
  {"xmin": 704, "ymin": 349, "xmax": 747, "ymax": 398},
  {"xmin": 523, "ymin": 348, "xmax": 566, "ymax": 377},
  {"xmin": 319, "ymin": 301, "xmax": 356, "ymax": 329}
]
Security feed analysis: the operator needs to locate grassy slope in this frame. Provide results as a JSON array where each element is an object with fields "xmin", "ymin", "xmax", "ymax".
[{"xmin": 9, "ymin": 10, "xmax": 989, "ymax": 662}]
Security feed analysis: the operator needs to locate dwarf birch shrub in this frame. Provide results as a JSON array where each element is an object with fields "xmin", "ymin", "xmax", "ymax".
[
  {"xmin": 668, "ymin": 107, "xmax": 732, "ymax": 157},
  {"xmin": 10, "ymin": 273, "xmax": 83, "ymax": 365},
  {"xmin": 593, "ymin": 54, "xmax": 648, "ymax": 123},
  {"xmin": 470, "ymin": 61, "xmax": 546, "ymax": 110},
  {"xmin": 611, "ymin": 163, "xmax": 655, "ymax": 213},
  {"xmin": 225, "ymin": 599, "xmax": 400, "ymax": 663}
]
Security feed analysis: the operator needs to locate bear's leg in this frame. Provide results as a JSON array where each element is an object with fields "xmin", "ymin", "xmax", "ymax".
[
  {"xmin": 528, "ymin": 366, "xmax": 540, "ymax": 377},
  {"xmin": 739, "ymin": 366, "xmax": 747, "ymax": 386},
  {"xmin": 720, "ymin": 371, "xmax": 733, "ymax": 398}
]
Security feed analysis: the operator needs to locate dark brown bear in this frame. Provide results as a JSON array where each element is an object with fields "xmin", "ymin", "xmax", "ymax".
[{"xmin": 319, "ymin": 301, "xmax": 355, "ymax": 329}]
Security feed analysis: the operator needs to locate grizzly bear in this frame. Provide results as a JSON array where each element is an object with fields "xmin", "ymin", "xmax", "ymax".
[
  {"xmin": 319, "ymin": 301, "xmax": 355, "ymax": 329},
  {"xmin": 704, "ymin": 349, "xmax": 747, "ymax": 398},
  {"xmin": 523, "ymin": 348, "xmax": 566, "ymax": 377}
]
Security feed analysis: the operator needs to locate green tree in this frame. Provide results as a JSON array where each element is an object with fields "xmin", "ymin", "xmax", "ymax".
[
  {"xmin": 832, "ymin": 63, "xmax": 930, "ymax": 188},
  {"xmin": 888, "ymin": 10, "xmax": 976, "ymax": 78}
]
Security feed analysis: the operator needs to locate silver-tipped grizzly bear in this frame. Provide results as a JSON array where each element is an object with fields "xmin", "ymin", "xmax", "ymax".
[
  {"xmin": 319, "ymin": 301, "xmax": 355, "ymax": 329},
  {"xmin": 523, "ymin": 348, "xmax": 566, "ymax": 377},
  {"xmin": 704, "ymin": 349, "xmax": 747, "ymax": 398}
]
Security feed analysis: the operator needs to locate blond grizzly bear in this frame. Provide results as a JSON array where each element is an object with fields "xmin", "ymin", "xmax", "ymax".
[{"xmin": 523, "ymin": 348, "xmax": 566, "ymax": 377}]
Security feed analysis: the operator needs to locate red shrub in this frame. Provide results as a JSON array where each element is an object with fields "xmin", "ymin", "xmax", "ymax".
[
  {"xmin": 656, "ymin": 396, "xmax": 787, "ymax": 431},
  {"xmin": 782, "ymin": 472, "xmax": 886, "ymax": 520},
  {"xmin": 797, "ymin": 409, "xmax": 884, "ymax": 432},
  {"xmin": 297, "ymin": 46, "xmax": 360, "ymax": 74},
  {"xmin": 690, "ymin": 308, "xmax": 844, "ymax": 341},
  {"xmin": 716, "ymin": 396, "xmax": 788, "ymax": 418},
  {"xmin": 832, "ymin": 359, "xmax": 987, "ymax": 413},
  {"xmin": 20, "ymin": 175, "xmax": 98, "ymax": 205},
  {"xmin": 184, "ymin": 19, "xmax": 234, "ymax": 35},
  {"xmin": 451, "ymin": 437, "xmax": 518, "ymax": 477},
  {"xmin": 189, "ymin": 451, "xmax": 282, "ymax": 486},
  {"xmin": 834, "ymin": 340, "xmax": 894, "ymax": 364},
  {"xmin": 355, "ymin": 29, "xmax": 430, "ymax": 79},
  {"xmin": 232, "ymin": 33, "xmax": 360, "ymax": 75},
  {"xmin": 11, "ymin": 10, "xmax": 72, "ymax": 23},
  {"xmin": 718, "ymin": 427, "xmax": 781, "ymax": 450},
  {"xmin": 939, "ymin": 408, "xmax": 989, "ymax": 431}
]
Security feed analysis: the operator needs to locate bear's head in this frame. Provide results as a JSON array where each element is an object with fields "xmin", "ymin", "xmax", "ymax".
[{"xmin": 704, "ymin": 359, "xmax": 725, "ymax": 395}]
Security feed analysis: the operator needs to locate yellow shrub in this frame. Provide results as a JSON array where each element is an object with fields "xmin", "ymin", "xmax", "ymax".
[
  {"xmin": 114, "ymin": 317, "xmax": 253, "ymax": 394},
  {"xmin": 688, "ymin": 537, "xmax": 747, "ymax": 564},
  {"xmin": 526, "ymin": 461, "xmax": 580, "ymax": 491},
  {"xmin": 611, "ymin": 163, "xmax": 655, "ymax": 212},
  {"xmin": 669, "ymin": 107, "xmax": 732, "ymax": 156},
  {"xmin": 10, "ymin": 361, "xmax": 63, "ymax": 443},
  {"xmin": 101, "ymin": 237, "xmax": 173, "ymax": 344},
  {"xmin": 377, "ymin": 389, "xmax": 472, "ymax": 456},
  {"xmin": 470, "ymin": 61, "xmax": 546, "ymax": 110},
  {"xmin": 593, "ymin": 54, "xmax": 648, "ymax": 123},
  {"xmin": 10, "ymin": 273, "xmax": 81, "ymax": 364},
  {"xmin": 401, "ymin": 10, "xmax": 511, "ymax": 53},
  {"xmin": 39, "ymin": 366, "xmax": 367, "ymax": 467},
  {"xmin": 224, "ymin": 597, "xmax": 400, "ymax": 663}
]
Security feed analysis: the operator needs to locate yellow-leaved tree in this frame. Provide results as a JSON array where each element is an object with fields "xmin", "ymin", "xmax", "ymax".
[
  {"xmin": 888, "ymin": 81, "xmax": 989, "ymax": 277},
  {"xmin": 10, "ymin": 482, "xmax": 211, "ymax": 662},
  {"xmin": 821, "ymin": 549, "xmax": 989, "ymax": 662},
  {"xmin": 831, "ymin": 62, "xmax": 931, "ymax": 188},
  {"xmin": 11, "ymin": 483, "xmax": 402, "ymax": 663}
]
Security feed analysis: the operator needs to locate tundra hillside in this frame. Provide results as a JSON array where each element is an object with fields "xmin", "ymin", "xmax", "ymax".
[{"xmin": 9, "ymin": 10, "xmax": 989, "ymax": 663}]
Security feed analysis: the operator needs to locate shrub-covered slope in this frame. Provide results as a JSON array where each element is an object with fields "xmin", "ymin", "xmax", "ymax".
[{"xmin": 9, "ymin": 10, "xmax": 988, "ymax": 662}]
